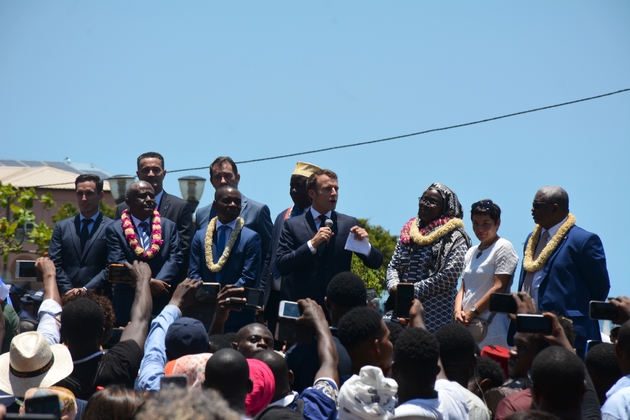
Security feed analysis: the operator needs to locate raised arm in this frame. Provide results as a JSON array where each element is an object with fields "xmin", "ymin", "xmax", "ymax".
[
  {"xmin": 119, "ymin": 261, "xmax": 153, "ymax": 348},
  {"xmin": 296, "ymin": 298, "xmax": 339, "ymax": 387}
]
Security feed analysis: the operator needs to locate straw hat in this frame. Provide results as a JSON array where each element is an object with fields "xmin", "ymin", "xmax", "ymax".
[{"xmin": 0, "ymin": 332, "xmax": 74, "ymax": 398}]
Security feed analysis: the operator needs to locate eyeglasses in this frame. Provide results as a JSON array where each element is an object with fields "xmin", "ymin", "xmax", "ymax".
[
  {"xmin": 471, "ymin": 200, "xmax": 493, "ymax": 211},
  {"xmin": 419, "ymin": 197, "xmax": 440, "ymax": 207},
  {"xmin": 532, "ymin": 201, "xmax": 550, "ymax": 209}
]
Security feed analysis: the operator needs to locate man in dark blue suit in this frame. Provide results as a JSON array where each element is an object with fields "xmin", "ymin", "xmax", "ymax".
[
  {"xmin": 518, "ymin": 186, "xmax": 610, "ymax": 357},
  {"xmin": 115, "ymin": 152, "xmax": 193, "ymax": 279},
  {"xmin": 107, "ymin": 181, "xmax": 183, "ymax": 325},
  {"xmin": 49, "ymin": 174, "xmax": 113, "ymax": 296},
  {"xmin": 189, "ymin": 185, "xmax": 261, "ymax": 332},
  {"xmin": 260, "ymin": 161, "xmax": 320, "ymax": 339},
  {"xmin": 195, "ymin": 156, "xmax": 272, "ymax": 261},
  {"xmin": 276, "ymin": 169, "xmax": 383, "ymax": 308}
]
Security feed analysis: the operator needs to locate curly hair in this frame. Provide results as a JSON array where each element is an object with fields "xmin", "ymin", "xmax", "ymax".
[
  {"xmin": 62, "ymin": 291, "xmax": 115, "ymax": 344},
  {"xmin": 338, "ymin": 307, "xmax": 383, "ymax": 350}
]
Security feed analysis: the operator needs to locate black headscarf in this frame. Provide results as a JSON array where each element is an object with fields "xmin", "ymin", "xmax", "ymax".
[{"xmin": 424, "ymin": 182, "xmax": 464, "ymax": 219}]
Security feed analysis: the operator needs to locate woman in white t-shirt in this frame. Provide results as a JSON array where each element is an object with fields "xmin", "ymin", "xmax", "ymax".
[{"xmin": 454, "ymin": 199, "xmax": 518, "ymax": 349}]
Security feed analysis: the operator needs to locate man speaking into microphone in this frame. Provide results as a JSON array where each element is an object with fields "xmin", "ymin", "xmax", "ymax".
[{"xmin": 275, "ymin": 169, "xmax": 383, "ymax": 308}]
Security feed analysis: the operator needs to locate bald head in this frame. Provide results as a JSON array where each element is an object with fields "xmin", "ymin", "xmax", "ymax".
[
  {"xmin": 125, "ymin": 181, "xmax": 156, "ymax": 220},
  {"xmin": 203, "ymin": 348, "xmax": 251, "ymax": 413},
  {"xmin": 236, "ymin": 323, "xmax": 274, "ymax": 358}
]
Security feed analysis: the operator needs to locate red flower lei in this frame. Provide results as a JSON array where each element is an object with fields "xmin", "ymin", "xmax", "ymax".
[
  {"xmin": 121, "ymin": 209, "xmax": 163, "ymax": 260},
  {"xmin": 399, "ymin": 216, "xmax": 453, "ymax": 246}
]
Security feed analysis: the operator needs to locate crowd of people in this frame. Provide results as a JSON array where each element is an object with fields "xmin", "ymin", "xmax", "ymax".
[{"xmin": 0, "ymin": 150, "xmax": 626, "ymax": 420}]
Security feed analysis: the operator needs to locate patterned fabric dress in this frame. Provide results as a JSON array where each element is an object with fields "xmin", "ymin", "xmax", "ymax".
[
  {"xmin": 387, "ymin": 227, "xmax": 470, "ymax": 333},
  {"xmin": 387, "ymin": 182, "xmax": 471, "ymax": 333}
]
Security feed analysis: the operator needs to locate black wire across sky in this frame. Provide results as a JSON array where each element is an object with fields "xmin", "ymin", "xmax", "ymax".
[{"xmin": 31, "ymin": 87, "xmax": 630, "ymax": 187}]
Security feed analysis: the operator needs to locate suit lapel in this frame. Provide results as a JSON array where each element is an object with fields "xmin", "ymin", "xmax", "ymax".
[
  {"xmin": 304, "ymin": 211, "xmax": 317, "ymax": 235},
  {"xmin": 72, "ymin": 215, "xmax": 82, "ymax": 257},
  {"xmin": 158, "ymin": 192, "xmax": 170, "ymax": 218}
]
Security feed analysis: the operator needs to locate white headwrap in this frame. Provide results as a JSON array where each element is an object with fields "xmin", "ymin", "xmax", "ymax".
[{"xmin": 338, "ymin": 366, "xmax": 398, "ymax": 420}]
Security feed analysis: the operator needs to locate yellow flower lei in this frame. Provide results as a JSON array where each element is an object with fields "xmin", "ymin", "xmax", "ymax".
[
  {"xmin": 205, "ymin": 216, "xmax": 245, "ymax": 273},
  {"xmin": 408, "ymin": 217, "xmax": 465, "ymax": 246},
  {"xmin": 523, "ymin": 213, "xmax": 576, "ymax": 272}
]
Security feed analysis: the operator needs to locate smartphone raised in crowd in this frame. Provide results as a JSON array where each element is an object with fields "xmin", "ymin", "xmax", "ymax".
[
  {"xmin": 515, "ymin": 314, "xmax": 552, "ymax": 335},
  {"xmin": 589, "ymin": 300, "xmax": 619, "ymax": 321},
  {"xmin": 108, "ymin": 263, "xmax": 133, "ymax": 284},
  {"xmin": 395, "ymin": 283, "xmax": 415, "ymax": 319},
  {"xmin": 489, "ymin": 293, "xmax": 518, "ymax": 314},
  {"xmin": 275, "ymin": 300, "xmax": 313, "ymax": 345}
]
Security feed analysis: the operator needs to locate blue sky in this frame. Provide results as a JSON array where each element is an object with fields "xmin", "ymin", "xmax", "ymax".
[{"xmin": 1, "ymin": 1, "xmax": 629, "ymax": 297}]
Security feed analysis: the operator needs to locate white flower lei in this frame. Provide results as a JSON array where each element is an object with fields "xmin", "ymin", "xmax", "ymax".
[
  {"xmin": 205, "ymin": 216, "xmax": 245, "ymax": 273},
  {"xmin": 407, "ymin": 217, "xmax": 465, "ymax": 246},
  {"xmin": 523, "ymin": 213, "xmax": 576, "ymax": 272}
]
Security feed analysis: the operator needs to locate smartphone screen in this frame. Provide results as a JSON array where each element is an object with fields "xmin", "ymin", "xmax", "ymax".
[
  {"xmin": 515, "ymin": 314, "xmax": 552, "ymax": 334},
  {"xmin": 589, "ymin": 301, "xmax": 619, "ymax": 321},
  {"xmin": 16, "ymin": 260, "xmax": 37, "ymax": 278},
  {"xmin": 24, "ymin": 395, "xmax": 60, "ymax": 419},
  {"xmin": 195, "ymin": 282, "xmax": 221, "ymax": 302},
  {"xmin": 489, "ymin": 293, "xmax": 518, "ymax": 314},
  {"xmin": 244, "ymin": 288, "xmax": 264, "ymax": 308},
  {"xmin": 396, "ymin": 283, "xmax": 415, "ymax": 318},
  {"xmin": 278, "ymin": 301, "xmax": 301, "ymax": 319},
  {"xmin": 160, "ymin": 375, "xmax": 188, "ymax": 389},
  {"xmin": 108, "ymin": 264, "xmax": 133, "ymax": 284}
]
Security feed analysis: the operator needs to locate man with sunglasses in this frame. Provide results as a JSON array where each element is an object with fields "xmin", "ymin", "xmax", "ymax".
[{"xmin": 517, "ymin": 186, "xmax": 610, "ymax": 358}]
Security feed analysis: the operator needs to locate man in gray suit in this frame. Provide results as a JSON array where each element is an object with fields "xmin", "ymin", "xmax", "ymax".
[
  {"xmin": 49, "ymin": 174, "xmax": 113, "ymax": 296},
  {"xmin": 195, "ymin": 156, "xmax": 273, "ymax": 261}
]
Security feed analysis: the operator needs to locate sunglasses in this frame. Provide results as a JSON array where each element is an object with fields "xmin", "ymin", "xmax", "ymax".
[{"xmin": 471, "ymin": 200, "xmax": 493, "ymax": 211}]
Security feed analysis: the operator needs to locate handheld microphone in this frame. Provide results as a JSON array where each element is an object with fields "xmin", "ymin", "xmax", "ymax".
[{"xmin": 318, "ymin": 219, "xmax": 334, "ymax": 257}]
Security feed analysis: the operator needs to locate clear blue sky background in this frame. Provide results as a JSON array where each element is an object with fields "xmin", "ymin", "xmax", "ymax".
[{"xmin": 2, "ymin": 2, "xmax": 629, "ymax": 297}]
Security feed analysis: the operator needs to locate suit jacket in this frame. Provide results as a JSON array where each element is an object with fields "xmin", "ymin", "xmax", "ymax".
[
  {"xmin": 260, "ymin": 207, "xmax": 292, "ymax": 305},
  {"xmin": 275, "ymin": 210, "xmax": 383, "ymax": 307},
  {"xmin": 517, "ymin": 224, "xmax": 610, "ymax": 353},
  {"xmin": 48, "ymin": 213, "xmax": 113, "ymax": 294},
  {"xmin": 189, "ymin": 224, "xmax": 262, "ymax": 330},
  {"xmin": 196, "ymin": 194, "xmax": 273, "ymax": 265},
  {"xmin": 116, "ymin": 191, "xmax": 193, "ymax": 274},
  {"xmin": 107, "ymin": 216, "xmax": 183, "ymax": 325}
]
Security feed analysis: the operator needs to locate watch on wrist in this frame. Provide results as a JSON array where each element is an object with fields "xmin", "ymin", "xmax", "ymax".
[{"xmin": 471, "ymin": 305, "xmax": 478, "ymax": 314}]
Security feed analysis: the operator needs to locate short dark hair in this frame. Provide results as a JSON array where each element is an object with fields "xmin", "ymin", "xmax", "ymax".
[
  {"xmin": 393, "ymin": 327, "xmax": 440, "ymax": 380},
  {"xmin": 210, "ymin": 156, "xmax": 238, "ymax": 177},
  {"xmin": 585, "ymin": 342, "xmax": 622, "ymax": 382},
  {"xmin": 62, "ymin": 291, "xmax": 115, "ymax": 345},
  {"xmin": 617, "ymin": 320, "xmax": 630, "ymax": 359},
  {"xmin": 384, "ymin": 321, "xmax": 404, "ymax": 347},
  {"xmin": 475, "ymin": 356, "xmax": 505, "ymax": 388},
  {"xmin": 531, "ymin": 346, "xmax": 585, "ymax": 410},
  {"xmin": 470, "ymin": 199, "xmax": 501, "ymax": 223},
  {"xmin": 83, "ymin": 386, "xmax": 150, "ymax": 420},
  {"xmin": 137, "ymin": 152, "xmax": 165, "ymax": 170},
  {"xmin": 60, "ymin": 298, "xmax": 105, "ymax": 343},
  {"xmin": 209, "ymin": 334, "xmax": 235, "ymax": 353},
  {"xmin": 434, "ymin": 323, "xmax": 476, "ymax": 363},
  {"xmin": 326, "ymin": 272, "xmax": 367, "ymax": 307},
  {"xmin": 75, "ymin": 174, "xmax": 103, "ymax": 194},
  {"xmin": 538, "ymin": 186, "xmax": 569, "ymax": 212},
  {"xmin": 338, "ymin": 307, "xmax": 383, "ymax": 350},
  {"xmin": 306, "ymin": 169, "xmax": 338, "ymax": 192},
  {"xmin": 253, "ymin": 350, "xmax": 289, "ymax": 388}
]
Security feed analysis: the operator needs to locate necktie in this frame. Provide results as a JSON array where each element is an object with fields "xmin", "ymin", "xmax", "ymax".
[
  {"xmin": 318, "ymin": 215, "xmax": 328, "ymax": 257},
  {"xmin": 80, "ymin": 219, "xmax": 93, "ymax": 252},
  {"xmin": 138, "ymin": 222, "xmax": 151, "ymax": 251},
  {"xmin": 216, "ymin": 225, "xmax": 229, "ymax": 283},
  {"xmin": 318, "ymin": 214, "xmax": 328, "ymax": 229},
  {"xmin": 522, "ymin": 231, "xmax": 550, "ymax": 297}
]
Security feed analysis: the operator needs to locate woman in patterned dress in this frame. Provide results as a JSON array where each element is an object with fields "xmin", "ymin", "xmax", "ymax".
[
  {"xmin": 386, "ymin": 183, "xmax": 471, "ymax": 333},
  {"xmin": 454, "ymin": 199, "xmax": 518, "ymax": 348}
]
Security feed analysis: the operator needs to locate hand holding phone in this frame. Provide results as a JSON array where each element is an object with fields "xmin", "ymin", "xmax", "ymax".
[
  {"xmin": 589, "ymin": 300, "xmax": 619, "ymax": 321},
  {"xmin": 515, "ymin": 314, "xmax": 552, "ymax": 335},
  {"xmin": 108, "ymin": 263, "xmax": 133, "ymax": 284}
]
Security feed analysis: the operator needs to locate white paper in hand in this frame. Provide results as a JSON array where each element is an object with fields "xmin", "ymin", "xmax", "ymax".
[{"xmin": 345, "ymin": 233, "xmax": 371, "ymax": 256}]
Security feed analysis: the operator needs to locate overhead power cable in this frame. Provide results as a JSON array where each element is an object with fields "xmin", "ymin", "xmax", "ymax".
[{"xmin": 25, "ymin": 87, "xmax": 630, "ymax": 187}]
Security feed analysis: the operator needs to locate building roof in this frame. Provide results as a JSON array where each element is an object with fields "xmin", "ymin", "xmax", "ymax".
[{"xmin": 0, "ymin": 160, "xmax": 112, "ymax": 190}]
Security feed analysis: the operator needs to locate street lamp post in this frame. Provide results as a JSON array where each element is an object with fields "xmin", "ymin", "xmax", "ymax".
[
  {"xmin": 178, "ymin": 176, "xmax": 206, "ymax": 213},
  {"xmin": 107, "ymin": 175, "xmax": 136, "ymax": 205}
]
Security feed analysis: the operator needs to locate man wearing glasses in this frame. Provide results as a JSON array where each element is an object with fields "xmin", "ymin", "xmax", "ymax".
[{"xmin": 518, "ymin": 185, "xmax": 610, "ymax": 358}]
